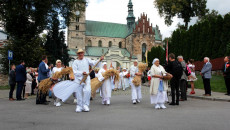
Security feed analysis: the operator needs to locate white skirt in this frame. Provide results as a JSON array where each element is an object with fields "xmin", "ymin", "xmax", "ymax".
[
  {"xmin": 25, "ymin": 83, "xmax": 31, "ymax": 94},
  {"xmin": 53, "ymin": 80, "xmax": 78, "ymax": 102},
  {"xmin": 150, "ymin": 91, "xmax": 168, "ymax": 104}
]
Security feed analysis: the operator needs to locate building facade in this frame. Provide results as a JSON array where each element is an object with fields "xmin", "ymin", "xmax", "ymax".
[{"xmin": 67, "ymin": 0, "xmax": 163, "ymax": 69}]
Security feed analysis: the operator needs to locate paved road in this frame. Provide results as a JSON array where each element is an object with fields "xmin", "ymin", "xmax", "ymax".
[{"xmin": 0, "ymin": 88, "xmax": 230, "ymax": 130}]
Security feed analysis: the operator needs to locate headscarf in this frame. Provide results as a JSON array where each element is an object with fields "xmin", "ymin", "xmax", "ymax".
[
  {"xmin": 101, "ymin": 62, "xmax": 107, "ymax": 69},
  {"xmin": 152, "ymin": 58, "xmax": 159, "ymax": 65}
]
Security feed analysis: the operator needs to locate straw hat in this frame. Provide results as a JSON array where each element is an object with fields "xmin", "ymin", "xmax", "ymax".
[{"xmin": 76, "ymin": 49, "xmax": 84, "ymax": 54}]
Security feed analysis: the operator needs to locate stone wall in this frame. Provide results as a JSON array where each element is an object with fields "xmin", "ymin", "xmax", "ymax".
[{"xmin": 85, "ymin": 36, "xmax": 125, "ymax": 48}]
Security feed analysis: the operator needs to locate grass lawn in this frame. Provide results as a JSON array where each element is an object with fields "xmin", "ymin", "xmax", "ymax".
[
  {"xmin": 0, "ymin": 85, "xmax": 10, "ymax": 90},
  {"xmin": 194, "ymin": 75, "xmax": 226, "ymax": 93}
]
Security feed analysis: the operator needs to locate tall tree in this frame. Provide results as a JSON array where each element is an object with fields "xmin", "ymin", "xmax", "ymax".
[
  {"xmin": 154, "ymin": 0, "xmax": 208, "ymax": 29},
  {"xmin": 147, "ymin": 46, "xmax": 166, "ymax": 67},
  {"xmin": 44, "ymin": 14, "xmax": 70, "ymax": 66},
  {"xmin": 0, "ymin": 0, "xmax": 86, "ymax": 73}
]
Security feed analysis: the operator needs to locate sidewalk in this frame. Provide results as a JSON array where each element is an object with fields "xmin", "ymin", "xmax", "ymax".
[
  {"xmin": 186, "ymin": 88, "xmax": 230, "ymax": 102},
  {"xmin": 142, "ymin": 83, "xmax": 230, "ymax": 102}
]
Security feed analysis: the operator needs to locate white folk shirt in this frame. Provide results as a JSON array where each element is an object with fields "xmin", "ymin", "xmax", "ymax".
[
  {"xmin": 130, "ymin": 65, "xmax": 139, "ymax": 80},
  {"xmin": 72, "ymin": 58, "xmax": 99, "ymax": 84}
]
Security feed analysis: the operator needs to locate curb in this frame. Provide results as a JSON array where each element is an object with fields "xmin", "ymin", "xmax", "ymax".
[
  {"xmin": 166, "ymin": 89, "xmax": 230, "ymax": 102},
  {"xmin": 187, "ymin": 95, "xmax": 230, "ymax": 102}
]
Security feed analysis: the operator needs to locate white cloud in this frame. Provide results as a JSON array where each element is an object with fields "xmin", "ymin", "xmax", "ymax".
[{"xmin": 85, "ymin": 0, "xmax": 230, "ymax": 39}]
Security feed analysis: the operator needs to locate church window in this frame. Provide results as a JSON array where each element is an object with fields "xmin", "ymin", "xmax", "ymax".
[
  {"xmin": 142, "ymin": 43, "xmax": 147, "ymax": 62},
  {"xmin": 76, "ymin": 25, "xmax": 79, "ymax": 30},
  {"xmin": 119, "ymin": 42, "xmax": 122, "ymax": 48},
  {"xmin": 98, "ymin": 40, "xmax": 102, "ymax": 47},
  {"xmin": 109, "ymin": 41, "xmax": 112, "ymax": 47},
  {"xmin": 76, "ymin": 17, "xmax": 79, "ymax": 22},
  {"xmin": 88, "ymin": 40, "xmax": 92, "ymax": 46}
]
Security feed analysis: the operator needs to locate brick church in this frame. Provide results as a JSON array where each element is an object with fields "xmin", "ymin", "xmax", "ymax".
[{"xmin": 68, "ymin": 0, "xmax": 163, "ymax": 69}]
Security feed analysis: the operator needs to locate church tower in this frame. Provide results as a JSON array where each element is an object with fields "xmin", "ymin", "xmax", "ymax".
[
  {"xmin": 67, "ymin": 2, "xmax": 86, "ymax": 50},
  {"xmin": 126, "ymin": 0, "xmax": 136, "ymax": 32}
]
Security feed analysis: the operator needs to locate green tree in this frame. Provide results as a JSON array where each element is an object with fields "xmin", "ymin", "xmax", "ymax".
[
  {"xmin": 147, "ymin": 46, "xmax": 166, "ymax": 67},
  {"xmin": 0, "ymin": 0, "xmax": 86, "ymax": 73},
  {"xmin": 221, "ymin": 13, "xmax": 230, "ymax": 56},
  {"xmin": 44, "ymin": 14, "xmax": 70, "ymax": 66},
  {"xmin": 154, "ymin": 0, "xmax": 208, "ymax": 29}
]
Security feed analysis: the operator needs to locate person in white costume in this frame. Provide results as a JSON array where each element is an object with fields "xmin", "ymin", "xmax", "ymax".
[
  {"xmin": 150, "ymin": 58, "xmax": 169, "ymax": 109},
  {"xmin": 53, "ymin": 49, "xmax": 103, "ymax": 113},
  {"xmin": 122, "ymin": 68, "xmax": 129, "ymax": 90},
  {"xmin": 130, "ymin": 60, "xmax": 142, "ymax": 104},
  {"xmin": 98, "ymin": 63, "xmax": 113, "ymax": 105},
  {"xmin": 51, "ymin": 60, "xmax": 63, "ymax": 107},
  {"xmin": 115, "ymin": 67, "xmax": 122, "ymax": 90}
]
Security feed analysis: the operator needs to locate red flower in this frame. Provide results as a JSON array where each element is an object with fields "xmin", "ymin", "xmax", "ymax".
[{"xmin": 227, "ymin": 64, "xmax": 230, "ymax": 68}]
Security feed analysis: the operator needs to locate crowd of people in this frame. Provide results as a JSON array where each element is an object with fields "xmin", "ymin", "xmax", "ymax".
[{"xmin": 8, "ymin": 49, "xmax": 230, "ymax": 112}]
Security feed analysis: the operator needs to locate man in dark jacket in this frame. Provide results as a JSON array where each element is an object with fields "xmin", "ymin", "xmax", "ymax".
[
  {"xmin": 9, "ymin": 64, "xmax": 16, "ymax": 101},
  {"xmin": 223, "ymin": 56, "xmax": 230, "ymax": 96},
  {"xmin": 166, "ymin": 53, "xmax": 183, "ymax": 105},
  {"xmin": 15, "ymin": 61, "xmax": 26, "ymax": 101},
  {"xmin": 36, "ymin": 55, "xmax": 51, "ymax": 105}
]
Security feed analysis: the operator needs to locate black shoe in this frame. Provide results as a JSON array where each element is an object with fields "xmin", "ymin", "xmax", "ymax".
[
  {"xmin": 43, "ymin": 102, "xmax": 49, "ymax": 105},
  {"xmin": 169, "ymin": 102, "xmax": 175, "ymax": 105},
  {"xmin": 225, "ymin": 93, "xmax": 228, "ymax": 95},
  {"xmin": 176, "ymin": 102, "xmax": 179, "ymax": 105},
  {"xmin": 90, "ymin": 97, "xmax": 93, "ymax": 100}
]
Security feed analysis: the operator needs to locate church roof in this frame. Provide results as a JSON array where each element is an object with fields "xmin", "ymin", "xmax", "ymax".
[
  {"xmin": 68, "ymin": 46, "xmax": 137, "ymax": 59},
  {"xmin": 86, "ymin": 20, "xmax": 162, "ymax": 41},
  {"xmin": 86, "ymin": 20, "xmax": 130, "ymax": 38}
]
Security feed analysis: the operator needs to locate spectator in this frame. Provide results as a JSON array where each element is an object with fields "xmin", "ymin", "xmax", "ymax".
[
  {"xmin": 9, "ymin": 64, "xmax": 16, "ymax": 101},
  {"xmin": 200, "ymin": 57, "xmax": 212, "ymax": 96},
  {"xmin": 177, "ymin": 56, "xmax": 188, "ymax": 101},
  {"xmin": 187, "ymin": 59, "xmax": 197, "ymax": 94},
  {"xmin": 223, "ymin": 56, "xmax": 230, "ymax": 96},
  {"xmin": 25, "ymin": 69, "xmax": 32, "ymax": 99},
  {"xmin": 166, "ymin": 53, "xmax": 183, "ymax": 105},
  {"xmin": 30, "ymin": 68, "xmax": 37, "ymax": 95},
  {"xmin": 15, "ymin": 61, "xmax": 27, "ymax": 101},
  {"xmin": 36, "ymin": 55, "xmax": 51, "ymax": 105}
]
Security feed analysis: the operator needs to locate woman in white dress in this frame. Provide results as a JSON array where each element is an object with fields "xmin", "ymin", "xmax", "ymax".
[
  {"xmin": 25, "ymin": 69, "xmax": 32, "ymax": 99},
  {"xmin": 187, "ymin": 59, "xmax": 197, "ymax": 94},
  {"xmin": 51, "ymin": 60, "xmax": 63, "ymax": 107},
  {"xmin": 150, "ymin": 58, "xmax": 169, "ymax": 109},
  {"xmin": 98, "ymin": 63, "xmax": 112, "ymax": 105},
  {"xmin": 122, "ymin": 68, "xmax": 130, "ymax": 90}
]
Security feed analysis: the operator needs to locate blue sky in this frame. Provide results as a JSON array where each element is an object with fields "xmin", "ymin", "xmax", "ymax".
[{"xmin": 85, "ymin": 0, "xmax": 230, "ymax": 39}]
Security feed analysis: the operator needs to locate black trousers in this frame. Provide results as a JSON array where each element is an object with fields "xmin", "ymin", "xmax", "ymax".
[
  {"xmin": 170, "ymin": 77, "xmax": 180, "ymax": 104},
  {"xmin": 16, "ymin": 81, "xmax": 24, "ymax": 100},
  {"xmin": 202, "ymin": 77, "xmax": 211, "ymax": 95},
  {"xmin": 180, "ymin": 79, "xmax": 187, "ymax": 100},
  {"xmin": 9, "ymin": 84, "xmax": 16, "ymax": 99},
  {"xmin": 224, "ymin": 77, "xmax": 230, "ymax": 94},
  {"xmin": 36, "ymin": 81, "xmax": 47, "ymax": 104}
]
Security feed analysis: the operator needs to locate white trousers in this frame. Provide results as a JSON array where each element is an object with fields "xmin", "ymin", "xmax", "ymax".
[
  {"xmin": 76, "ymin": 77, "xmax": 91, "ymax": 109},
  {"xmin": 131, "ymin": 82, "xmax": 142, "ymax": 100}
]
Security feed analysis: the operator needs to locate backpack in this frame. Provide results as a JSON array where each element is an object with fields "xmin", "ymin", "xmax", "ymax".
[
  {"xmin": 173, "ymin": 60, "xmax": 183, "ymax": 78},
  {"xmin": 184, "ymin": 65, "xmax": 191, "ymax": 76}
]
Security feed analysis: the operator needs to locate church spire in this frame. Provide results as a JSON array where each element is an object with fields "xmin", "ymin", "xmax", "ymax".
[{"xmin": 127, "ymin": 0, "xmax": 135, "ymax": 31}]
